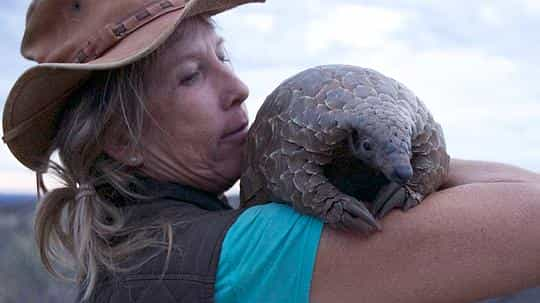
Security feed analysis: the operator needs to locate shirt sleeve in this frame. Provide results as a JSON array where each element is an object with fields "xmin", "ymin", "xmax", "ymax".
[{"xmin": 215, "ymin": 202, "xmax": 324, "ymax": 303}]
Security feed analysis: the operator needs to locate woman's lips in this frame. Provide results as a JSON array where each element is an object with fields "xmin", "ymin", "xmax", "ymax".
[{"xmin": 221, "ymin": 121, "xmax": 249, "ymax": 142}]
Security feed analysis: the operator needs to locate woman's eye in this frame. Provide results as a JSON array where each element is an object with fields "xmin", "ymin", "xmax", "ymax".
[
  {"xmin": 180, "ymin": 71, "xmax": 201, "ymax": 86},
  {"xmin": 218, "ymin": 54, "xmax": 231, "ymax": 64},
  {"xmin": 217, "ymin": 48, "xmax": 231, "ymax": 64}
]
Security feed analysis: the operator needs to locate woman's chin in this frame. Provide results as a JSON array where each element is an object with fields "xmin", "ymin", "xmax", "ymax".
[{"xmin": 210, "ymin": 160, "xmax": 242, "ymax": 192}]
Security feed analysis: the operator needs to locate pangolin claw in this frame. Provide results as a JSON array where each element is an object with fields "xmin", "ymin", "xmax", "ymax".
[
  {"xmin": 342, "ymin": 213, "xmax": 379, "ymax": 233},
  {"xmin": 371, "ymin": 182, "xmax": 408, "ymax": 219},
  {"xmin": 341, "ymin": 198, "xmax": 381, "ymax": 232}
]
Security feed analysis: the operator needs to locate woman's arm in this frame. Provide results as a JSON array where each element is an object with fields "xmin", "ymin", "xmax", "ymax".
[
  {"xmin": 311, "ymin": 181, "xmax": 540, "ymax": 303},
  {"xmin": 442, "ymin": 159, "xmax": 540, "ymax": 188}
]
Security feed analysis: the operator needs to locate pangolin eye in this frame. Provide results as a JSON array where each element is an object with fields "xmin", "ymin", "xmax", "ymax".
[{"xmin": 362, "ymin": 140, "xmax": 372, "ymax": 152}]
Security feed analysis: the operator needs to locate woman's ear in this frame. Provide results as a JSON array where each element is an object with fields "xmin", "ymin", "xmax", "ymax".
[{"xmin": 102, "ymin": 129, "xmax": 143, "ymax": 167}]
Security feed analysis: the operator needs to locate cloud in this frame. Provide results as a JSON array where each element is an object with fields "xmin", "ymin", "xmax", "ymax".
[
  {"xmin": 0, "ymin": 170, "xmax": 35, "ymax": 193},
  {"xmin": 216, "ymin": 0, "xmax": 540, "ymax": 175},
  {"xmin": 0, "ymin": 1, "xmax": 34, "ymax": 187},
  {"xmin": 0, "ymin": 0, "xmax": 539, "ymax": 194},
  {"xmin": 0, "ymin": 168, "xmax": 65, "ymax": 194},
  {"xmin": 519, "ymin": 0, "xmax": 540, "ymax": 13},
  {"xmin": 243, "ymin": 13, "xmax": 274, "ymax": 33},
  {"xmin": 478, "ymin": 6, "xmax": 504, "ymax": 27},
  {"xmin": 0, "ymin": 0, "xmax": 32, "ymax": 106},
  {"xmin": 304, "ymin": 5, "xmax": 408, "ymax": 53}
]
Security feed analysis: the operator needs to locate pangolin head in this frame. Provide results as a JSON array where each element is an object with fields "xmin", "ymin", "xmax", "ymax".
[{"xmin": 348, "ymin": 119, "xmax": 413, "ymax": 185}]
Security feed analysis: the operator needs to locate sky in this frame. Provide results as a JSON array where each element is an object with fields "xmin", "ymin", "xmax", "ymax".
[{"xmin": 0, "ymin": 0, "xmax": 539, "ymax": 194}]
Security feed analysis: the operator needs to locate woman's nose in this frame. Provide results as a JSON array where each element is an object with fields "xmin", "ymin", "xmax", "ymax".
[{"xmin": 221, "ymin": 67, "xmax": 249, "ymax": 110}]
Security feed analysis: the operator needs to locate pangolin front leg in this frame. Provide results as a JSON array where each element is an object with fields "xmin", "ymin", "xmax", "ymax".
[
  {"xmin": 403, "ymin": 123, "xmax": 450, "ymax": 211},
  {"xmin": 371, "ymin": 182, "xmax": 408, "ymax": 219},
  {"xmin": 291, "ymin": 160, "xmax": 380, "ymax": 232},
  {"xmin": 370, "ymin": 156, "xmax": 445, "ymax": 219}
]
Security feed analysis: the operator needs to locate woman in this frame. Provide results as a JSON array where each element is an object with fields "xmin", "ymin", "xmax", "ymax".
[{"xmin": 3, "ymin": 0, "xmax": 540, "ymax": 302}]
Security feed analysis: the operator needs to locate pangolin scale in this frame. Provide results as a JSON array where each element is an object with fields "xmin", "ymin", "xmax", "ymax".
[{"xmin": 240, "ymin": 65, "xmax": 450, "ymax": 232}]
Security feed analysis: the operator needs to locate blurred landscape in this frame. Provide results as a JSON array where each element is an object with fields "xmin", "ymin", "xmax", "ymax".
[
  {"xmin": 0, "ymin": 196, "xmax": 77, "ymax": 303},
  {"xmin": 0, "ymin": 195, "xmax": 538, "ymax": 303}
]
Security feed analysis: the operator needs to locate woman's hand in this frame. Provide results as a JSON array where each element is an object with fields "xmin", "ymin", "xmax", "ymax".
[
  {"xmin": 442, "ymin": 159, "xmax": 540, "ymax": 188},
  {"xmin": 311, "ymin": 160, "xmax": 540, "ymax": 303}
]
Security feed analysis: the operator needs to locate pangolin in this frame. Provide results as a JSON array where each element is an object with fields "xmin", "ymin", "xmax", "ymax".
[{"xmin": 240, "ymin": 65, "xmax": 450, "ymax": 232}]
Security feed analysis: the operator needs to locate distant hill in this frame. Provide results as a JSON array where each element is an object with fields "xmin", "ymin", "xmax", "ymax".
[{"xmin": 0, "ymin": 194, "xmax": 36, "ymax": 205}]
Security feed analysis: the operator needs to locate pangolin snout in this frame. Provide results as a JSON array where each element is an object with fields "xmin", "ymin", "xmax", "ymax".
[
  {"xmin": 381, "ymin": 150, "xmax": 413, "ymax": 185},
  {"xmin": 391, "ymin": 164, "xmax": 413, "ymax": 185}
]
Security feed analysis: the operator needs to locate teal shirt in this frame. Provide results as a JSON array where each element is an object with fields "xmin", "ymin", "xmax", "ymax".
[{"xmin": 215, "ymin": 203, "xmax": 324, "ymax": 303}]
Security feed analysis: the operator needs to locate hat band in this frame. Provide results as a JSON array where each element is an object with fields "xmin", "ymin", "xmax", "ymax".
[{"xmin": 73, "ymin": 0, "xmax": 187, "ymax": 63}]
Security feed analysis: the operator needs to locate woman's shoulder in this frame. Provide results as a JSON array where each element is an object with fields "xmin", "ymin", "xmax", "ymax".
[{"xmin": 227, "ymin": 202, "xmax": 323, "ymax": 237}]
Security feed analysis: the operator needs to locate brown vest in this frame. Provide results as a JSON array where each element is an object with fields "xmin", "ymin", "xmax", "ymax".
[{"xmin": 82, "ymin": 178, "xmax": 246, "ymax": 303}]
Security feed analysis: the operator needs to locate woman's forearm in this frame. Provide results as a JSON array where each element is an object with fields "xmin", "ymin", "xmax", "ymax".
[
  {"xmin": 311, "ymin": 182, "xmax": 540, "ymax": 303},
  {"xmin": 442, "ymin": 159, "xmax": 540, "ymax": 189}
]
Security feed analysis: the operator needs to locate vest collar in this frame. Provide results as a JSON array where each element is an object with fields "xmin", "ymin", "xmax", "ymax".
[{"xmin": 112, "ymin": 175, "xmax": 232, "ymax": 211}]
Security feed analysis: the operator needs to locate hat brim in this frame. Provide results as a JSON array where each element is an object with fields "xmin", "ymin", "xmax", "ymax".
[{"xmin": 3, "ymin": 0, "xmax": 263, "ymax": 171}]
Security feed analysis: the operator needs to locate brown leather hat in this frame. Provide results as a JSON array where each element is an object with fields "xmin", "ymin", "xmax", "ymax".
[{"xmin": 2, "ymin": 0, "xmax": 264, "ymax": 171}]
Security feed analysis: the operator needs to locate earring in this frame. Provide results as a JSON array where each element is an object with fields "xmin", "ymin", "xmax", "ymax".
[{"xmin": 128, "ymin": 155, "xmax": 142, "ymax": 166}]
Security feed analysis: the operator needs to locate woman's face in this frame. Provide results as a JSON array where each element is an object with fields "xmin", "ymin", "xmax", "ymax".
[{"xmin": 139, "ymin": 18, "xmax": 249, "ymax": 193}]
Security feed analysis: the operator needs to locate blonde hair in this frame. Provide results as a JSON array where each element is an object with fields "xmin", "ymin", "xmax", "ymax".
[{"xmin": 34, "ymin": 16, "xmax": 214, "ymax": 301}]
